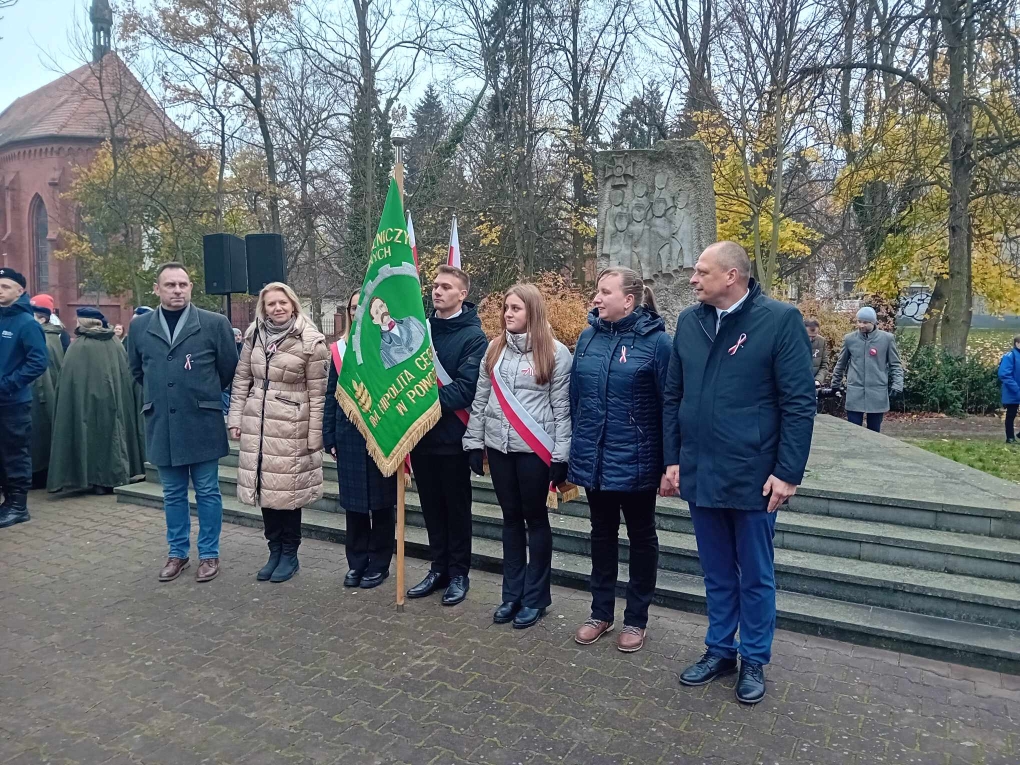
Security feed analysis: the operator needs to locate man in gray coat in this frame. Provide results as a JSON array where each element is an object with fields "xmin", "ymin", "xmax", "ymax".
[
  {"xmin": 831, "ymin": 306, "xmax": 903, "ymax": 433},
  {"xmin": 128, "ymin": 262, "xmax": 238, "ymax": 583}
]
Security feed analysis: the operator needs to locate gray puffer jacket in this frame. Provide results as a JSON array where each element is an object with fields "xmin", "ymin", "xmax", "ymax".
[
  {"xmin": 831, "ymin": 328, "xmax": 903, "ymax": 413},
  {"xmin": 463, "ymin": 332, "xmax": 573, "ymax": 462}
]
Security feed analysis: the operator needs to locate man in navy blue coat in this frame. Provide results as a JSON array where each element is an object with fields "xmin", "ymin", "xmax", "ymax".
[
  {"xmin": 663, "ymin": 241, "xmax": 815, "ymax": 704},
  {"xmin": 0, "ymin": 268, "xmax": 48, "ymax": 529}
]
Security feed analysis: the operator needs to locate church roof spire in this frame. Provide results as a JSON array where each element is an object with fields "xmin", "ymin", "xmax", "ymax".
[{"xmin": 90, "ymin": 0, "xmax": 113, "ymax": 63}]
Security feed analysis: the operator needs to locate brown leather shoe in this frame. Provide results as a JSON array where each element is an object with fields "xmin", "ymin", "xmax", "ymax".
[
  {"xmin": 196, "ymin": 558, "xmax": 219, "ymax": 582},
  {"xmin": 575, "ymin": 617, "xmax": 614, "ymax": 645},
  {"xmin": 617, "ymin": 625, "xmax": 646, "ymax": 653},
  {"xmin": 158, "ymin": 557, "xmax": 190, "ymax": 582}
]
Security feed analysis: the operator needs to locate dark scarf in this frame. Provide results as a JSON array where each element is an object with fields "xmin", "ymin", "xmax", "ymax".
[{"xmin": 259, "ymin": 315, "xmax": 297, "ymax": 354}]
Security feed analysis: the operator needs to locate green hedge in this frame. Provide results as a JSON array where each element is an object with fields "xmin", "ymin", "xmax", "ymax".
[{"xmin": 903, "ymin": 346, "xmax": 1000, "ymax": 415}]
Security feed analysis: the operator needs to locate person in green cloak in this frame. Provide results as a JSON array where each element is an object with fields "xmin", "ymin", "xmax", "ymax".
[
  {"xmin": 29, "ymin": 296, "xmax": 66, "ymax": 488},
  {"xmin": 47, "ymin": 307, "xmax": 146, "ymax": 494}
]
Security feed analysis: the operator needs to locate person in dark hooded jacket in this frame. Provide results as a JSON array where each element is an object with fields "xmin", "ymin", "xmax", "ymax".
[
  {"xmin": 47, "ymin": 307, "xmax": 145, "ymax": 494},
  {"xmin": 0, "ymin": 268, "xmax": 48, "ymax": 529},
  {"xmin": 664, "ymin": 241, "xmax": 816, "ymax": 705},
  {"xmin": 406, "ymin": 265, "xmax": 489, "ymax": 607},
  {"xmin": 569, "ymin": 267, "xmax": 672, "ymax": 654}
]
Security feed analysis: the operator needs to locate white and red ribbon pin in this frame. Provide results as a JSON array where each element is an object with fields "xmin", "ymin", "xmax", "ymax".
[
  {"xmin": 184, "ymin": 354, "xmax": 193, "ymax": 370},
  {"xmin": 619, "ymin": 346, "xmax": 628, "ymax": 363},
  {"xmin": 728, "ymin": 334, "xmax": 747, "ymax": 356}
]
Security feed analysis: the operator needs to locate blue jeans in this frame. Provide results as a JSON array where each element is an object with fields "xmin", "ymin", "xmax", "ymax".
[
  {"xmin": 689, "ymin": 503, "xmax": 777, "ymax": 665},
  {"xmin": 158, "ymin": 458, "xmax": 223, "ymax": 560}
]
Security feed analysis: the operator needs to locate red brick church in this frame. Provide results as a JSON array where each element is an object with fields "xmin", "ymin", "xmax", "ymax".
[{"xmin": 0, "ymin": 0, "xmax": 170, "ymax": 328}]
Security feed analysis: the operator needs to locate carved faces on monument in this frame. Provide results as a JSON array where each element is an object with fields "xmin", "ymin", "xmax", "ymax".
[{"xmin": 600, "ymin": 160, "xmax": 699, "ymax": 282}]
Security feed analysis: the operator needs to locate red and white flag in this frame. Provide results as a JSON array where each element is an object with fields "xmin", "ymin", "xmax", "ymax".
[
  {"xmin": 447, "ymin": 215, "xmax": 461, "ymax": 268},
  {"xmin": 407, "ymin": 211, "xmax": 419, "ymax": 270}
]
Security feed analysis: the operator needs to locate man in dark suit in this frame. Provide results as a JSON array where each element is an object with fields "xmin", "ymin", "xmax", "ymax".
[
  {"xmin": 128, "ymin": 262, "xmax": 238, "ymax": 583},
  {"xmin": 663, "ymin": 242, "xmax": 815, "ymax": 704}
]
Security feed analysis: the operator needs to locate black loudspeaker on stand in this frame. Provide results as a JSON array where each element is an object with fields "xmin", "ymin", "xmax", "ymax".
[
  {"xmin": 246, "ymin": 233, "xmax": 286, "ymax": 295},
  {"xmin": 203, "ymin": 233, "xmax": 248, "ymax": 295}
]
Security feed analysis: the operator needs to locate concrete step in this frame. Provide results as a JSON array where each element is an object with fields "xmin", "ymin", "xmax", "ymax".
[
  {"xmin": 141, "ymin": 463, "xmax": 1020, "ymax": 630},
  {"xmin": 166, "ymin": 462, "xmax": 1020, "ymax": 585},
  {"xmin": 112, "ymin": 478, "xmax": 1020, "ymax": 674},
  {"xmin": 223, "ymin": 446, "xmax": 1020, "ymax": 539}
]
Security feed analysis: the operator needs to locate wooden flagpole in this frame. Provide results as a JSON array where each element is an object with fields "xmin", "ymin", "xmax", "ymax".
[{"xmin": 392, "ymin": 136, "xmax": 408, "ymax": 611}]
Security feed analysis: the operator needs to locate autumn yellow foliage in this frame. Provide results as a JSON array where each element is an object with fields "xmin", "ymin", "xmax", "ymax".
[
  {"xmin": 838, "ymin": 96, "xmax": 1020, "ymax": 315},
  {"xmin": 478, "ymin": 272, "xmax": 591, "ymax": 350}
]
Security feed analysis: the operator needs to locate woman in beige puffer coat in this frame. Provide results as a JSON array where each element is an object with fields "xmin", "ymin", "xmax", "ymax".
[{"xmin": 228, "ymin": 282, "xmax": 330, "ymax": 583}]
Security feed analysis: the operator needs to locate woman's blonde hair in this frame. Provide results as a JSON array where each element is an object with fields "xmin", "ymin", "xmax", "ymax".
[
  {"xmin": 255, "ymin": 282, "xmax": 313, "ymax": 326},
  {"xmin": 596, "ymin": 267, "xmax": 658, "ymax": 314},
  {"xmin": 484, "ymin": 283, "xmax": 556, "ymax": 385},
  {"xmin": 76, "ymin": 317, "xmax": 104, "ymax": 331}
]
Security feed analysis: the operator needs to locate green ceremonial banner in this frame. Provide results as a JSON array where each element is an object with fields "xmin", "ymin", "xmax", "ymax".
[{"xmin": 336, "ymin": 179, "xmax": 440, "ymax": 476}]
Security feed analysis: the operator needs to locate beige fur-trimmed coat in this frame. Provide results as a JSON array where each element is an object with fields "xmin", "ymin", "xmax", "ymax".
[{"xmin": 228, "ymin": 316, "xmax": 330, "ymax": 510}]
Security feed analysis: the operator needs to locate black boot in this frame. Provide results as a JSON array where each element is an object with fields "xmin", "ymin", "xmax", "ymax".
[
  {"xmin": 271, "ymin": 543, "xmax": 300, "ymax": 582},
  {"xmin": 0, "ymin": 493, "xmax": 30, "ymax": 529},
  {"xmin": 257, "ymin": 542, "xmax": 283, "ymax": 581}
]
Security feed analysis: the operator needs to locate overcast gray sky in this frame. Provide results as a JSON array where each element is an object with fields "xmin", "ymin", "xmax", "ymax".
[{"xmin": 0, "ymin": 0, "xmax": 85, "ymax": 113}]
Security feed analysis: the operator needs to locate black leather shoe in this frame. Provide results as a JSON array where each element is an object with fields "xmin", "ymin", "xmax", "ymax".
[
  {"xmin": 406, "ymin": 571, "xmax": 449, "ymax": 599},
  {"xmin": 493, "ymin": 601, "xmax": 521, "ymax": 624},
  {"xmin": 0, "ymin": 493, "xmax": 30, "ymax": 529},
  {"xmin": 736, "ymin": 661, "xmax": 766, "ymax": 704},
  {"xmin": 343, "ymin": 570, "xmax": 363, "ymax": 587},
  {"xmin": 512, "ymin": 607, "xmax": 545, "ymax": 629},
  {"xmin": 441, "ymin": 575, "xmax": 469, "ymax": 606},
  {"xmin": 360, "ymin": 571, "xmax": 389, "ymax": 589},
  {"xmin": 679, "ymin": 652, "xmax": 738, "ymax": 687}
]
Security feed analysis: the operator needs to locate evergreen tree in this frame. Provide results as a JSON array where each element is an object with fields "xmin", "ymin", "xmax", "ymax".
[
  {"xmin": 405, "ymin": 86, "xmax": 450, "ymax": 198},
  {"xmin": 611, "ymin": 82, "xmax": 669, "ymax": 149},
  {"xmin": 343, "ymin": 87, "xmax": 394, "ymax": 277}
]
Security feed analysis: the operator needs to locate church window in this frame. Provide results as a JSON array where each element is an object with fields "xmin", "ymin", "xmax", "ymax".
[{"xmin": 31, "ymin": 196, "xmax": 49, "ymax": 291}]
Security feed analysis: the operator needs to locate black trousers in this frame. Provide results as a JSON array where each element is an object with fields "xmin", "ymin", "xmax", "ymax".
[
  {"xmin": 346, "ymin": 507, "xmax": 395, "ymax": 575},
  {"xmin": 588, "ymin": 489, "xmax": 659, "ymax": 629},
  {"xmin": 1006, "ymin": 404, "xmax": 1018, "ymax": 441},
  {"xmin": 0, "ymin": 404, "xmax": 32, "ymax": 498},
  {"xmin": 411, "ymin": 451, "xmax": 473, "ymax": 578},
  {"xmin": 846, "ymin": 411, "xmax": 884, "ymax": 432},
  {"xmin": 262, "ymin": 508, "xmax": 302, "ymax": 550},
  {"xmin": 487, "ymin": 450, "xmax": 553, "ymax": 609}
]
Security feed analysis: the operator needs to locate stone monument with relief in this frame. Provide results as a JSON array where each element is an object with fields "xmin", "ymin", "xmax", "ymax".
[{"xmin": 596, "ymin": 140, "xmax": 716, "ymax": 328}]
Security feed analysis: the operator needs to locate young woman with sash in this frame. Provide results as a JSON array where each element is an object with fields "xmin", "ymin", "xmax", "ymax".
[
  {"xmin": 323, "ymin": 290, "xmax": 396, "ymax": 589},
  {"xmin": 568, "ymin": 268, "xmax": 672, "ymax": 653},
  {"xmin": 463, "ymin": 284, "xmax": 572, "ymax": 629}
]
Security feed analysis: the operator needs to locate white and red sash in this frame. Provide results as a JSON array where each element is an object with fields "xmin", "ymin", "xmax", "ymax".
[
  {"xmin": 432, "ymin": 346, "xmax": 470, "ymax": 426},
  {"xmin": 489, "ymin": 347, "xmax": 554, "ymax": 466},
  {"xmin": 330, "ymin": 338, "xmax": 347, "ymax": 373}
]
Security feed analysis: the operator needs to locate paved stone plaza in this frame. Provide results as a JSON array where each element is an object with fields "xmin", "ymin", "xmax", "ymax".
[{"xmin": 1, "ymin": 493, "xmax": 1018, "ymax": 765}]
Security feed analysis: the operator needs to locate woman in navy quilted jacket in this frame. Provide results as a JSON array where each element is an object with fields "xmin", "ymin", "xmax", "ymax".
[{"xmin": 568, "ymin": 267, "xmax": 672, "ymax": 653}]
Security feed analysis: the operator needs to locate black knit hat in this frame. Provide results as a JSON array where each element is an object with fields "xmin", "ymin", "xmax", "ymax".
[
  {"xmin": 76, "ymin": 306, "xmax": 108, "ymax": 327},
  {"xmin": 0, "ymin": 267, "xmax": 26, "ymax": 289}
]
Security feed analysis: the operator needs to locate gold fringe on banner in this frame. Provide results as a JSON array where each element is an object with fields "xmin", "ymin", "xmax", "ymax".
[
  {"xmin": 334, "ymin": 386, "xmax": 441, "ymax": 478},
  {"xmin": 546, "ymin": 481, "xmax": 580, "ymax": 510}
]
